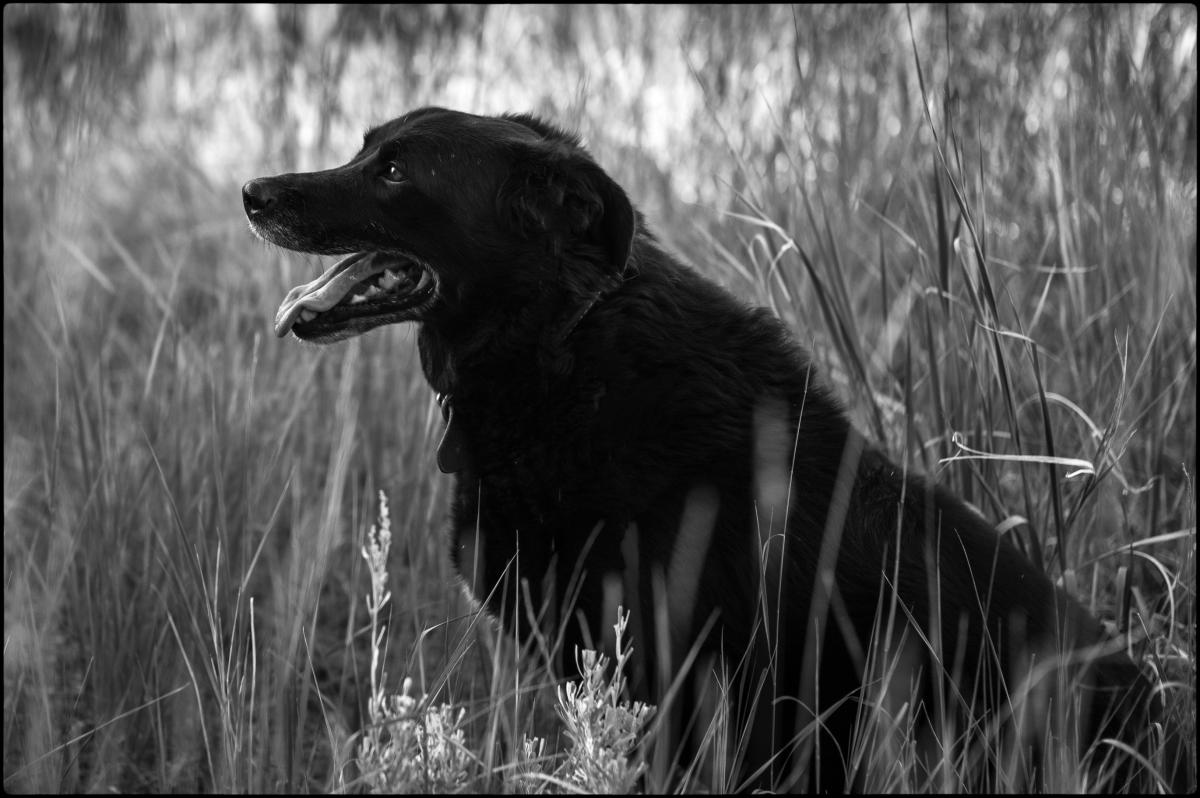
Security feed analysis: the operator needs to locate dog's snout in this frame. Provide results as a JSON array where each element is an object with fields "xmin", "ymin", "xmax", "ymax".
[{"xmin": 242, "ymin": 179, "xmax": 278, "ymax": 217}]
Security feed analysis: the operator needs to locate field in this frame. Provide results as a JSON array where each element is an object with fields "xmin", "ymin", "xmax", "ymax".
[{"xmin": 3, "ymin": 4, "xmax": 1196, "ymax": 793}]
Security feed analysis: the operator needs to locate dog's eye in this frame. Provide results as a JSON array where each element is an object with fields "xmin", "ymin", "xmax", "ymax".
[{"xmin": 381, "ymin": 162, "xmax": 407, "ymax": 183}]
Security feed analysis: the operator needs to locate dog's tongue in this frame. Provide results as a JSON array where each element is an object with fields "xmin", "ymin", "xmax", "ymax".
[{"xmin": 274, "ymin": 252, "xmax": 381, "ymax": 337}]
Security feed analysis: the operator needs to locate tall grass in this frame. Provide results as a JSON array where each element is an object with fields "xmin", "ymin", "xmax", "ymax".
[{"xmin": 3, "ymin": 4, "xmax": 1194, "ymax": 793}]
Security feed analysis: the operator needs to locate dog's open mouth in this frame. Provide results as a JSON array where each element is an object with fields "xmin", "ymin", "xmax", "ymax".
[{"xmin": 273, "ymin": 252, "xmax": 437, "ymax": 339}]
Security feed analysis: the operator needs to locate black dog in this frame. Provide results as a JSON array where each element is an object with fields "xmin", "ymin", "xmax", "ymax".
[{"xmin": 244, "ymin": 107, "xmax": 1159, "ymax": 791}]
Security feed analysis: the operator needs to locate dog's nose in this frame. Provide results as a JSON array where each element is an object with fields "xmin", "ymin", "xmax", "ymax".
[{"xmin": 242, "ymin": 179, "xmax": 277, "ymax": 217}]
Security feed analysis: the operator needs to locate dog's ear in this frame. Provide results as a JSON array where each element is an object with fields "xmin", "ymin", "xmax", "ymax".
[{"xmin": 502, "ymin": 143, "xmax": 635, "ymax": 275}]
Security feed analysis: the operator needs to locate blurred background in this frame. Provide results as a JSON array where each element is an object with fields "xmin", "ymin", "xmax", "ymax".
[{"xmin": 3, "ymin": 4, "xmax": 1196, "ymax": 793}]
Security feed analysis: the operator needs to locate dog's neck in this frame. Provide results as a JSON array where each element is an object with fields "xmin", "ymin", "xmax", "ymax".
[
  {"xmin": 420, "ymin": 276, "xmax": 623, "ymax": 475},
  {"xmin": 539, "ymin": 271, "xmax": 626, "ymax": 371},
  {"xmin": 551, "ymin": 287, "xmax": 605, "ymax": 344},
  {"xmin": 418, "ymin": 268, "xmax": 627, "ymax": 398}
]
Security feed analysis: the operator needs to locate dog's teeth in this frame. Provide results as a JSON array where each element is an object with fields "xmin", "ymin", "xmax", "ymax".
[
  {"xmin": 298, "ymin": 308, "xmax": 317, "ymax": 322},
  {"xmin": 379, "ymin": 269, "xmax": 400, "ymax": 290},
  {"xmin": 365, "ymin": 285, "xmax": 382, "ymax": 297},
  {"xmin": 349, "ymin": 294, "xmax": 367, "ymax": 304}
]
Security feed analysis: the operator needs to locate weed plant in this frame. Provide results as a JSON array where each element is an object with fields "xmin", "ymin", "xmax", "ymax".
[{"xmin": 353, "ymin": 492, "xmax": 652, "ymax": 794}]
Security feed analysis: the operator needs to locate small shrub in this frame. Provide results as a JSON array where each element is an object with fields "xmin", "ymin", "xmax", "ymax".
[
  {"xmin": 553, "ymin": 611, "xmax": 654, "ymax": 794},
  {"xmin": 356, "ymin": 492, "xmax": 474, "ymax": 793},
  {"xmin": 356, "ymin": 492, "xmax": 655, "ymax": 794}
]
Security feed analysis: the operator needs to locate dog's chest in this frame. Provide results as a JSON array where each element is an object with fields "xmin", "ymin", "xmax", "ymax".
[{"xmin": 450, "ymin": 378, "xmax": 608, "ymax": 493}]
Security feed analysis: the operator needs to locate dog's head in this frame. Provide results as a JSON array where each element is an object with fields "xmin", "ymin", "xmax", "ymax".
[{"xmin": 243, "ymin": 107, "xmax": 635, "ymax": 343}]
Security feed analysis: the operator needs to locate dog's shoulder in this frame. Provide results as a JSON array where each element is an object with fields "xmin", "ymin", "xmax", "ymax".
[{"xmin": 583, "ymin": 237, "xmax": 824, "ymax": 406}]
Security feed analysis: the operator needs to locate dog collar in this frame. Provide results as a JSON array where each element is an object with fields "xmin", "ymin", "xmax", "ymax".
[{"xmin": 555, "ymin": 288, "xmax": 604, "ymax": 343}]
